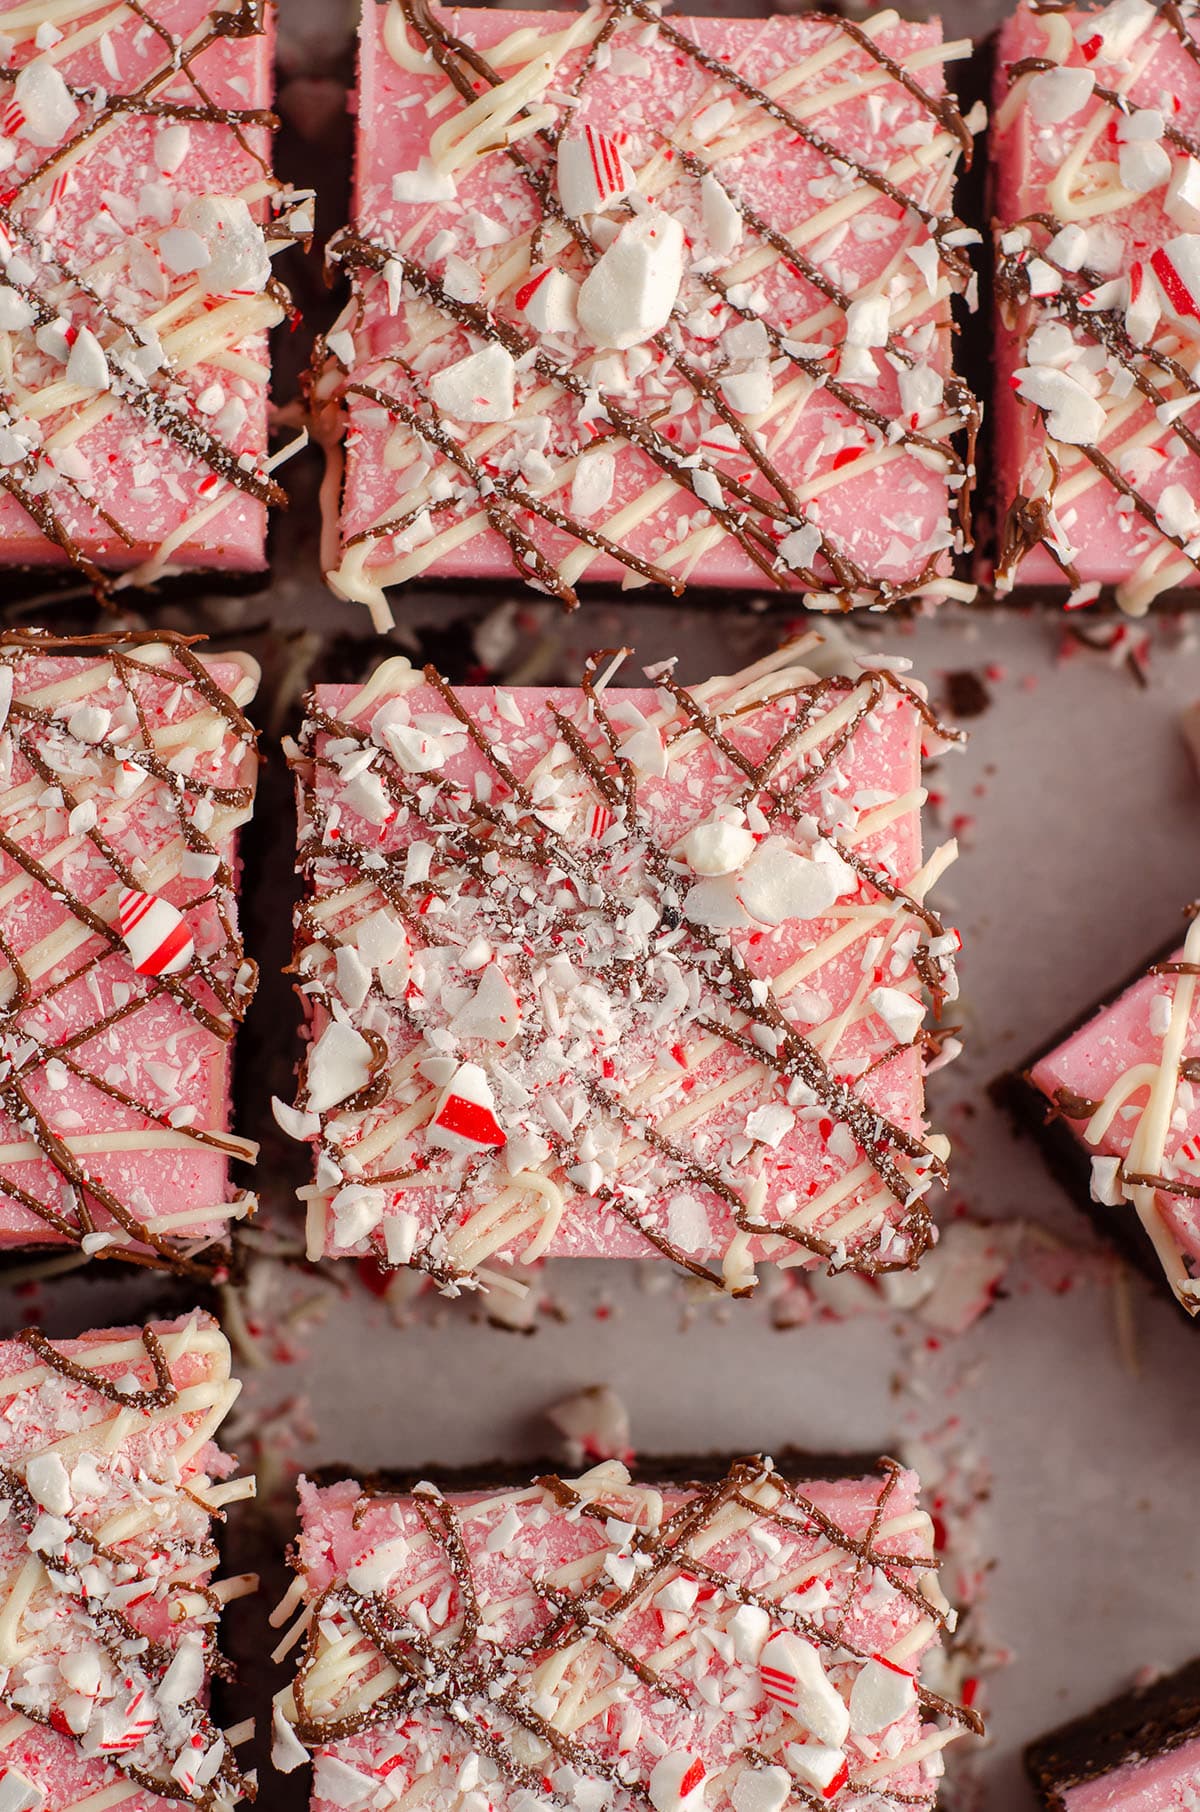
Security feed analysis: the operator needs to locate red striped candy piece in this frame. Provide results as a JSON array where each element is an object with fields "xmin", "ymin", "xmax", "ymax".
[
  {"xmin": 117, "ymin": 888, "xmax": 194, "ymax": 977},
  {"xmin": 557, "ymin": 124, "xmax": 635, "ymax": 218}
]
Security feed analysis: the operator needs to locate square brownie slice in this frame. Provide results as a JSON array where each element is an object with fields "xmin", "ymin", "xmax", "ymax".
[
  {"xmin": 0, "ymin": 631, "xmax": 260, "ymax": 1276},
  {"xmin": 272, "ymin": 1454, "xmax": 981, "ymax": 1809},
  {"xmin": 315, "ymin": 1, "xmax": 981, "ymax": 626},
  {"xmin": 0, "ymin": 1311, "xmax": 254, "ymax": 1810},
  {"xmin": 991, "ymin": 0, "xmax": 1200, "ymax": 612},
  {"xmin": 279, "ymin": 642, "xmax": 961, "ymax": 1294},
  {"xmin": 1000, "ymin": 914, "xmax": 1200, "ymax": 1317},
  {"xmin": 0, "ymin": 0, "xmax": 308, "ymax": 590},
  {"xmin": 1026, "ymin": 1657, "xmax": 1200, "ymax": 1810}
]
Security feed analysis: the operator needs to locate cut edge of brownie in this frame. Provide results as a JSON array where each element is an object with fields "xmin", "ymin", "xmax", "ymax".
[
  {"xmin": 306, "ymin": 1448, "xmax": 899, "ymax": 1497},
  {"xmin": 1025, "ymin": 1657, "xmax": 1200, "ymax": 1809},
  {"xmin": 990, "ymin": 927, "xmax": 1196, "ymax": 1313}
]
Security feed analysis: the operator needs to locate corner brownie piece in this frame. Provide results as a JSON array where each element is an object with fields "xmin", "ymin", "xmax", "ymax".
[
  {"xmin": 0, "ymin": 1311, "xmax": 255, "ymax": 1811},
  {"xmin": 1002, "ymin": 913, "xmax": 1200, "ymax": 1316},
  {"xmin": 0, "ymin": 0, "xmax": 310, "ymax": 590},
  {"xmin": 991, "ymin": 0, "xmax": 1200, "ymax": 613},
  {"xmin": 1027, "ymin": 1657, "xmax": 1200, "ymax": 1810},
  {"xmin": 278, "ymin": 642, "xmax": 961, "ymax": 1293},
  {"xmin": 314, "ymin": 0, "xmax": 981, "ymax": 627},
  {"xmin": 0, "ymin": 631, "xmax": 260, "ymax": 1275},
  {"xmin": 272, "ymin": 1454, "xmax": 981, "ymax": 1808}
]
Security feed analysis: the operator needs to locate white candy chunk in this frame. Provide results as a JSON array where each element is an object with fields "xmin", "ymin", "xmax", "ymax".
[
  {"xmin": 778, "ymin": 523, "xmax": 822, "ymax": 574},
  {"xmin": 335, "ymin": 942, "xmax": 372, "ymax": 1014},
  {"xmin": 272, "ymin": 1095, "xmax": 320, "ymax": 1141},
  {"xmin": 1152, "ymin": 235, "xmax": 1200, "ymax": 321},
  {"xmin": 570, "ymin": 449, "xmax": 616, "ymax": 520},
  {"xmin": 0, "ymin": 1768, "xmax": 45, "ymax": 1812},
  {"xmin": 180, "ymin": 195, "xmax": 271, "ymax": 295},
  {"xmin": 1076, "ymin": 0, "xmax": 1154, "ymax": 62},
  {"xmin": 1167, "ymin": 157, "xmax": 1200, "ymax": 231},
  {"xmin": 898, "ymin": 362, "xmax": 943, "ymax": 423},
  {"xmin": 1046, "ymin": 222, "xmax": 1090, "ymax": 271},
  {"xmin": 306, "ymin": 1019, "xmax": 376, "ymax": 1114},
  {"xmin": 1119, "ymin": 136, "xmax": 1170, "ymax": 195},
  {"xmin": 557, "ymin": 124, "xmax": 636, "ymax": 217},
  {"xmin": 383, "ymin": 1210, "xmax": 420, "ymax": 1266},
  {"xmin": 25, "ymin": 1452, "xmax": 71, "ymax": 1516},
  {"xmin": 683, "ymin": 875, "xmax": 749, "ymax": 931},
  {"xmin": 721, "ymin": 365, "xmax": 772, "ymax": 415},
  {"xmin": 313, "ymin": 1756, "xmax": 378, "ymax": 1810},
  {"xmin": 428, "ymin": 1060, "xmax": 506, "ymax": 1154},
  {"xmin": 158, "ymin": 1633, "xmax": 205, "ymax": 1708},
  {"xmin": 760, "ymin": 1632, "xmax": 850, "ymax": 1746},
  {"xmin": 393, "ymin": 157, "xmax": 457, "ymax": 203},
  {"xmin": 154, "ymin": 122, "xmax": 191, "ymax": 174},
  {"xmin": 848, "ymin": 1657, "xmax": 918, "ymax": 1735},
  {"xmin": 450, "ymin": 963, "xmax": 521, "ymax": 1044},
  {"xmin": 546, "ymin": 1383, "xmax": 631, "ymax": 1464},
  {"xmin": 0, "ymin": 288, "xmax": 34, "ymax": 332},
  {"xmin": 702, "ymin": 172, "xmax": 742, "ymax": 256},
  {"xmin": 1090, "ymin": 1153, "xmax": 1126, "ymax": 1206},
  {"xmin": 730, "ymin": 1768, "xmax": 790, "ymax": 1812},
  {"xmin": 348, "ymin": 1536, "xmax": 411, "ymax": 1596},
  {"xmin": 370, "ymin": 701, "xmax": 449, "ymax": 772},
  {"xmin": 616, "ymin": 706, "xmax": 668, "ymax": 778},
  {"xmin": 272, "ymin": 1707, "xmax": 309, "ymax": 1774},
  {"xmin": 67, "ymin": 703, "xmax": 111, "ymax": 743},
  {"xmin": 729, "ymin": 1602, "xmax": 771, "ymax": 1662},
  {"xmin": 738, "ymin": 837, "xmax": 854, "ymax": 926},
  {"xmin": 845, "ymin": 294, "xmax": 890, "ymax": 348},
  {"xmin": 681, "ymin": 817, "xmax": 755, "ymax": 876},
  {"xmin": 1157, "ymin": 481, "xmax": 1200, "ymax": 542},
  {"xmin": 1027, "ymin": 64, "xmax": 1094, "ymax": 125},
  {"xmin": 159, "ymin": 227, "xmax": 210, "ymax": 275},
  {"xmin": 784, "ymin": 1744, "xmax": 846, "ymax": 1795},
  {"xmin": 1125, "ymin": 260, "xmax": 1160, "ymax": 342},
  {"xmin": 13, "ymin": 62, "xmax": 77, "ymax": 145},
  {"xmin": 65, "ymin": 326, "xmax": 110, "ymax": 393},
  {"xmin": 518, "ymin": 266, "xmax": 578, "ymax": 334},
  {"xmin": 867, "ymin": 985, "xmax": 923, "ymax": 1044},
  {"xmin": 648, "ymin": 1754, "xmax": 706, "ymax": 1812},
  {"xmin": 333, "ymin": 1181, "xmax": 385, "ymax": 1246},
  {"xmin": 429, "ymin": 342, "xmax": 517, "ymax": 423},
  {"xmin": 577, "ymin": 211, "xmax": 684, "ymax": 350},
  {"xmin": 1015, "ymin": 364, "xmax": 1106, "ymax": 445}
]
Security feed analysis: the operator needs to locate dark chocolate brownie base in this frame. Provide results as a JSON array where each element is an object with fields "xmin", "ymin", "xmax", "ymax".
[
  {"xmin": 990, "ymin": 928, "xmax": 1197, "ymax": 1317},
  {"xmin": 1026, "ymin": 1656, "xmax": 1200, "ymax": 1809},
  {"xmin": 311, "ymin": 1448, "xmax": 895, "ymax": 1497}
]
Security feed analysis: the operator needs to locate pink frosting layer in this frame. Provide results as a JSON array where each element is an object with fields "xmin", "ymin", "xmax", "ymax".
[
  {"xmin": 332, "ymin": 3, "xmax": 972, "ymax": 606},
  {"xmin": 1063, "ymin": 1735, "xmax": 1200, "ymax": 1812}
]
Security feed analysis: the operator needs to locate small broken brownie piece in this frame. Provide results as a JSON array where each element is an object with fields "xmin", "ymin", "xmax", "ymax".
[
  {"xmin": 1026, "ymin": 1657, "xmax": 1200, "ymax": 1810},
  {"xmin": 991, "ymin": 0, "xmax": 1200, "ymax": 613},
  {"xmin": 315, "ymin": 0, "xmax": 981, "ymax": 626},
  {"xmin": 0, "ymin": 632, "xmax": 260, "ymax": 1275},
  {"xmin": 0, "ymin": 1312, "xmax": 255, "ymax": 1812},
  {"xmin": 1004, "ymin": 911, "xmax": 1200, "ymax": 1317},
  {"xmin": 280, "ymin": 641, "xmax": 961, "ymax": 1295},
  {"xmin": 0, "ymin": 0, "xmax": 310, "ymax": 591},
  {"xmin": 272, "ymin": 1455, "xmax": 981, "ymax": 1809}
]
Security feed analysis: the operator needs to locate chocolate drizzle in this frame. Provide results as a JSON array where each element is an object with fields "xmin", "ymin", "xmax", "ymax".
[
  {"xmin": 283, "ymin": 1457, "xmax": 982, "ymax": 1809},
  {"xmin": 0, "ymin": 1, "xmax": 306, "ymax": 596},
  {"xmin": 288, "ymin": 648, "xmax": 961, "ymax": 1293},
  {"xmin": 316, "ymin": 0, "xmax": 980, "ymax": 619},
  {"xmin": 0, "ymin": 630, "xmax": 259, "ymax": 1278}
]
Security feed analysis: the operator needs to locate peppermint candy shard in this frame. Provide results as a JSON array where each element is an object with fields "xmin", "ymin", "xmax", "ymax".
[{"xmin": 116, "ymin": 889, "xmax": 195, "ymax": 977}]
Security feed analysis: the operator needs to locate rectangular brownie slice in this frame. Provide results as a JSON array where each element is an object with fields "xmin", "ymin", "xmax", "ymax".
[
  {"xmin": 0, "ymin": 0, "xmax": 308, "ymax": 591},
  {"xmin": 1026, "ymin": 1657, "xmax": 1200, "ymax": 1810},
  {"xmin": 271, "ymin": 1454, "xmax": 981, "ymax": 1808},
  {"xmin": 991, "ymin": 0, "xmax": 1200, "ymax": 613},
  {"xmin": 1001, "ymin": 913, "xmax": 1200, "ymax": 1316},
  {"xmin": 0, "ymin": 631, "xmax": 260, "ymax": 1276},
  {"xmin": 0, "ymin": 1310, "xmax": 255, "ymax": 1811},
  {"xmin": 315, "ymin": 0, "xmax": 981, "ymax": 627},
  {"xmin": 279, "ymin": 642, "xmax": 961, "ymax": 1294}
]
